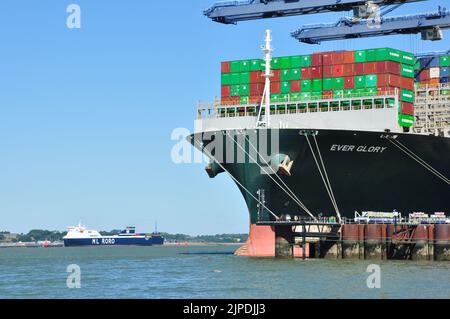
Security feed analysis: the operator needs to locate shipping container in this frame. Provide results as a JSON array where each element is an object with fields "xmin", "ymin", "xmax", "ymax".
[
  {"xmin": 291, "ymin": 68, "xmax": 302, "ymax": 80},
  {"xmin": 355, "ymin": 50, "xmax": 366, "ymax": 63},
  {"xmin": 441, "ymin": 67, "xmax": 449, "ymax": 77},
  {"xmin": 291, "ymin": 56, "xmax": 302, "ymax": 68},
  {"xmin": 291, "ymin": 80, "xmax": 301, "ymax": 92},
  {"xmin": 440, "ymin": 55, "xmax": 450, "ymax": 67},
  {"xmin": 355, "ymin": 63, "xmax": 365, "ymax": 75},
  {"xmin": 240, "ymin": 72, "xmax": 250, "ymax": 84},
  {"xmin": 280, "ymin": 57, "xmax": 291, "ymax": 69},
  {"xmin": 355, "ymin": 76, "xmax": 366, "ymax": 88},
  {"xmin": 230, "ymin": 61, "xmax": 241, "ymax": 73},
  {"xmin": 281, "ymin": 69, "xmax": 291, "ymax": 81},
  {"xmin": 221, "ymin": 62, "xmax": 231, "ymax": 74},
  {"xmin": 401, "ymin": 65, "xmax": 415, "ymax": 78},
  {"xmin": 301, "ymin": 67, "xmax": 312, "ymax": 79},
  {"xmin": 240, "ymin": 60, "xmax": 250, "ymax": 72},
  {"xmin": 343, "ymin": 64, "xmax": 355, "ymax": 76},
  {"xmin": 332, "ymin": 52, "xmax": 345, "ymax": 65},
  {"xmin": 271, "ymin": 58, "xmax": 281, "ymax": 70},
  {"xmin": 333, "ymin": 65, "xmax": 345, "ymax": 77},
  {"xmin": 311, "ymin": 53, "xmax": 323, "ymax": 66},
  {"xmin": 312, "ymin": 78, "xmax": 323, "ymax": 91},
  {"xmin": 323, "ymin": 65, "xmax": 333, "ymax": 78},
  {"xmin": 311, "ymin": 66, "xmax": 323, "ymax": 78},
  {"xmin": 344, "ymin": 76, "xmax": 355, "ymax": 89},
  {"xmin": 323, "ymin": 78, "xmax": 333, "ymax": 90},
  {"xmin": 281, "ymin": 81, "xmax": 291, "ymax": 94},
  {"xmin": 364, "ymin": 62, "xmax": 377, "ymax": 74},
  {"xmin": 231, "ymin": 85, "xmax": 240, "ymax": 96},
  {"xmin": 343, "ymin": 51, "xmax": 355, "ymax": 64},
  {"xmin": 398, "ymin": 114, "xmax": 414, "ymax": 127},
  {"xmin": 400, "ymin": 102, "xmax": 414, "ymax": 116},
  {"xmin": 430, "ymin": 67, "xmax": 440, "ymax": 79},
  {"xmin": 301, "ymin": 79, "xmax": 312, "ymax": 91},
  {"xmin": 221, "ymin": 85, "xmax": 231, "ymax": 97},
  {"xmin": 333, "ymin": 77, "xmax": 345, "ymax": 90},
  {"xmin": 401, "ymin": 89, "xmax": 415, "ymax": 103},
  {"xmin": 271, "ymin": 82, "xmax": 281, "ymax": 94},
  {"xmin": 300, "ymin": 55, "xmax": 312, "ymax": 67},
  {"xmin": 250, "ymin": 59, "xmax": 264, "ymax": 71},
  {"xmin": 250, "ymin": 71, "xmax": 264, "ymax": 84},
  {"xmin": 365, "ymin": 74, "xmax": 378, "ymax": 87}
]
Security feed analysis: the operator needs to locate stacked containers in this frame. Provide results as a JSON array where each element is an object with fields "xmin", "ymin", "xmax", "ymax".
[
  {"xmin": 220, "ymin": 48, "xmax": 416, "ymax": 126},
  {"xmin": 415, "ymin": 54, "xmax": 450, "ymax": 90}
]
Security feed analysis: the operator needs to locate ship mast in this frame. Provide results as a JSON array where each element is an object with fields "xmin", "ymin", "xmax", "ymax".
[{"xmin": 257, "ymin": 29, "xmax": 273, "ymax": 128}]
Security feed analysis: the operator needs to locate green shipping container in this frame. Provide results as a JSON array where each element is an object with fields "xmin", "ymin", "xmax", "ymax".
[
  {"xmin": 401, "ymin": 89, "xmax": 415, "ymax": 103},
  {"xmin": 440, "ymin": 55, "xmax": 450, "ymax": 67},
  {"xmin": 366, "ymin": 49, "xmax": 377, "ymax": 62},
  {"xmin": 271, "ymin": 94, "xmax": 281, "ymax": 103},
  {"xmin": 230, "ymin": 61, "xmax": 241, "ymax": 73},
  {"xmin": 250, "ymin": 59, "xmax": 263, "ymax": 71},
  {"xmin": 240, "ymin": 60, "xmax": 250, "ymax": 72},
  {"xmin": 300, "ymin": 92, "xmax": 311, "ymax": 100},
  {"xmin": 399, "ymin": 114, "xmax": 415, "ymax": 127},
  {"xmin": 334, "ymin": 90, "xmax": 344, "ymax": 99},
  {"xmin": 279, "ymin": 94, "xmax": 289, "ymax": 102},
  {"xmin": 300, "ymin": 55, "xmax": 311, "ymax": 67},
  {"xmin": 311, "ymin": 91, "xmax": 322, "ymax": 100},
  {"xmin": 414, "ymin": 60, "xmax": 421, "ymax": 71},
  {"xmin": 355, "ymin": 76, "xmax": 366, "ymax": 89},
  {"xmin": 240, "ymin": 96, "xmax": 249, "ymax": 105},
  {"xmin": 290, "ymin": 92, "xmax": 302, "ymax": 101},
  {"xmin": 231, "ymin": 85, "xmax": 240, "ymax": 97},
  {"xmin": 401, "ymin": 65, "xmax": 415, "ymax": 78},
  {"xmin": 280, "ymin": 57, "xmax": 291, "ymax": 69},
  {"xmin": 240, "ymin": 72, "xmax": 250, "ymax": 84},
  {"xmin": 312, "ymin": 79, "xmax": 323, "ymax": 91},
  {"xmin": 323, "ymin": 78, "xmax": 333, "ymax": 91},
  {"xmin": 271, "ymin": 57, "xmax": 281, "ymax": 69},
  {"xmin": 291, "ymin": 69, "xmax": 301, "ymax": 80},
  {"xmin": 344, "ymin": 89, "xmax": 354, "ymax": 98},
  {"xmin": 365, "ymin": 74, "xmax": 377, "ymax": 88},
  {"xmin": 355, "ymin": 88, "xmax": 366, "ymax": 97},
  {"xmin": 221, "ymin": 73, "xmax": 231, "ymax": 85},
  {"xmin": 387, "ymin": 49, "xmax": 401, "ymax": 63},
  {"xmin": 355, "ymin": 50, "xmax": 367, "ymax": 63},
  {"xmin": 441, "ymin": 89, "xmax": 450, "ymax": 96},
  {"xmin": 291, "ymin": 56, "xmax": 302, "ymax": 68},
  {"xmin": 230, "ymin": 73, "xmax": 241, "ymax": 85},
  {"xmin": 281, "ymin": 69, "xmax": 291, "ymax": 81},
  {"xmin": 401, "ymin": 52, "xmax": 415, "ymax": 66},
  {"xmin": 301, "ymin": 80, "xmax": 312, "ymax": 92},
  {"xmin": 333, "ymin": 77, "xmax": 345, "ymax": 90},
  {"xmin": 281, "ymin": 81, "xmax": 291, "ymax": 94},
  {"xmin": 239, "ymin": 84, "xmax": 250, "ymax": 96},
  {"xmin": 375, "ymin": 48, "xmax": 390, "ymax": 61}
]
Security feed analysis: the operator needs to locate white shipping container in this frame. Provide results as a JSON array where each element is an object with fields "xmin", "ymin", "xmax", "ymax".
[{"xmin": 430, "ymin": 67, "xmax": 440, "ymax": 79}]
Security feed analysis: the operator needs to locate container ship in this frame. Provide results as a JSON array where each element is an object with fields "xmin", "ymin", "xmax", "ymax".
[
  {"xmin": 190, "ymin": 33, "xmax": 450, "ymax": 257},
  {"xmin": 63, "ymin": 224, "xmax": 164, "ymax": 247}
]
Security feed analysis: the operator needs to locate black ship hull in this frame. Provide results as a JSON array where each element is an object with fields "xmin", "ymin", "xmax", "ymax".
[{"xmin": 191, "ymin": 129, "xmax": 450, "ymax": 223}]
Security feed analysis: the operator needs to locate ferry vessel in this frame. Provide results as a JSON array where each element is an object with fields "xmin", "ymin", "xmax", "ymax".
[{"xmin": 63, "ymin": 224, "xmax": 164, "ymax": 247}]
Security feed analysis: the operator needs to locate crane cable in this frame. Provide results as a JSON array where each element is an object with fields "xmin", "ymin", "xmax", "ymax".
[
  {"xmin": 386, "ymin": 138, "xmax": 450, "ymax": 185},
  {"xmin": 225, "ymin": 131, "xmax": 317, "ymax": 220},
  {"xmin": 193, "ymin": 139, "xmax": 280, "ymax": 220},
  {"xmin": 304, "ymin": 134, "xmax": 342, "ymax": 222}
]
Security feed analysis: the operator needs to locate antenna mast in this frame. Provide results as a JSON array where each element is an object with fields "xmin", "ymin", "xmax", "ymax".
[{"xmin": 257, "ymin": 29, "xmax": 273, "ymax": 128}]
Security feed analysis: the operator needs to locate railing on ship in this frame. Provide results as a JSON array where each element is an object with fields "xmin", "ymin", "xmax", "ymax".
[{"xmin": 197, "ymin": 89, "xmax": 399, "ymax": 119}]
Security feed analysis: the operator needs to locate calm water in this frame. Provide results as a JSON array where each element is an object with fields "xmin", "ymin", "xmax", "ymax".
[{"xmin": 1, "ymin": 245, "xmax": 449, "ymax": 299}]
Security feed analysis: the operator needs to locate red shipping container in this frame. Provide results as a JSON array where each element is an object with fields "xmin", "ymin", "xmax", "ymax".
[
  {"xmin": 221, "ymin": 85, "xmax": 231, "ymax": 97},
  {"xmin": 221, "ymin": 61, "xmax": 231, "ymax": 73},
  {"xmin": 291, "ymin": 80, "xmax": 301, "ymax": 93},
  {"xmin": 344, "ymin": 76, "xmax": 355, "ymax": 89},
  {"xmin": 311, "ymin": 66, "xmax": 323, "ymax": 78},
  {"xmin": 376, "ymin": 61, "xmax": 401, "ymax": 75},
  {"xmin": 301, "ymin": 67, "xmax": 312, "ymax": 79},
  {"xmin": 331, "ymin": 52, "xmax": 344, "ymax": 65},
  {"xmin": 343, "ymin": 51, "xmax": 355, "ymax": 64},
  {"xmin": 250, "ymin": 71, "xmax": 264, "ymax": 84},
  {"xmin": 378, "ymin": 74, "xmax": 401, "ymax": 88},
  {"xmin": 332, "ymin": 65, "xmax": 344, "ymax": 77},
  {"xmin": 250, "ymin": 83, "xmax": 263, "ymax": 96},
  {"xmin": 272, "ymin": 69, "xmax": 281, "ymax": 82},
  {"xmin": 271, "ymin": 82, "xmax": 281, "ymax": 94},
  {"xmin": 249, "ymin": 96, "xmax": 262, "ymax": 104},
  {"xmin": 364, "ymin": 62, "xmax": 377, "ymax": 74},
  {"xmin": 322, "ymin": 53, "xmax": 333, "ymax": 66},
  {"xmin": 322, "ymin": 90, "xmax": 333, "ymax": 99},
  {"xmin": 343, "ymin": 64, "xmax": 354, "ymax": 76},
  {"xmin": 311, "ymin": 53, "xmax": 323, "ymax": 67},
  {"xmin": 221, "ymin": 96, "xmax": 240, "ymax": 105},
  {"xmin": 354, "ymin": 63, "xmax": 365, "ymax": 75},
  {"xmin": 420, "ymin": 69, "xmax": 430, "ymax": 81},
  {"xmin": 401, "ymin": 77, "xmax": 415, "ymax": 91},
  {"xmin": 323, "ymin": 65, "xmax": 333, "ymax": 78},
  {"xmin": 401, "ymin": 102, "xmax": 414, "ymax": 116}
]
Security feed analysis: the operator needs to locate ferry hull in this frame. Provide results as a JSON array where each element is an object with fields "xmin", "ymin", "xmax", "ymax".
[{"xmin": 64, "ymin": 237, "xmax": 163, "ymax": 247}]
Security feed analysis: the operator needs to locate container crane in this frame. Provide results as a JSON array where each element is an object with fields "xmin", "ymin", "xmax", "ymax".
[
  {"xmin": 292, "ymin": 8, "xmax": 450, "ymax": 44},
  {"xmin": 204, "ymin": 0, "xmax": 426, "ymax": 24}
]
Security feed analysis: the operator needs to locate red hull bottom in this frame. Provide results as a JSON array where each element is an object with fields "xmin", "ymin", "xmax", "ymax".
[{"xmin": 235, "ymin": 224, "xmax": 309, "ymax": 257}]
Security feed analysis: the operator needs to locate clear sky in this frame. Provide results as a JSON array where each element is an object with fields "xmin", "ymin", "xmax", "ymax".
[{"xmin": 0, "ymin": 0, "xmax": 448, "ymax": 234}]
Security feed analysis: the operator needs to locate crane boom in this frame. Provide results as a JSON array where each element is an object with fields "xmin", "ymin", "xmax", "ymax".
[
  {"xmin": 292, "ymin": 9, "xmax": 450, "ymax": 44},
  {"xmin": 204, "ymin": 0, "xmax": 427, "ymax": 24}
]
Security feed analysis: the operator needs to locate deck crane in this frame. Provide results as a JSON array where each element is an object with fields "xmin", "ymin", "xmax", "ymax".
[
  {"xmin": 292, "ymin": 7, "xmax": 450, "ymax": 44},
  {"xmin": 204, "ymin": 0, "xmax": 426, "ymax": 24}
]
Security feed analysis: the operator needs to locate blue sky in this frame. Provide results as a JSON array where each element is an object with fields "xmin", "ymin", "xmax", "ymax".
[{"xmin": 0, "ymin": 0, "xmax": 448, "ymax": 234}]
